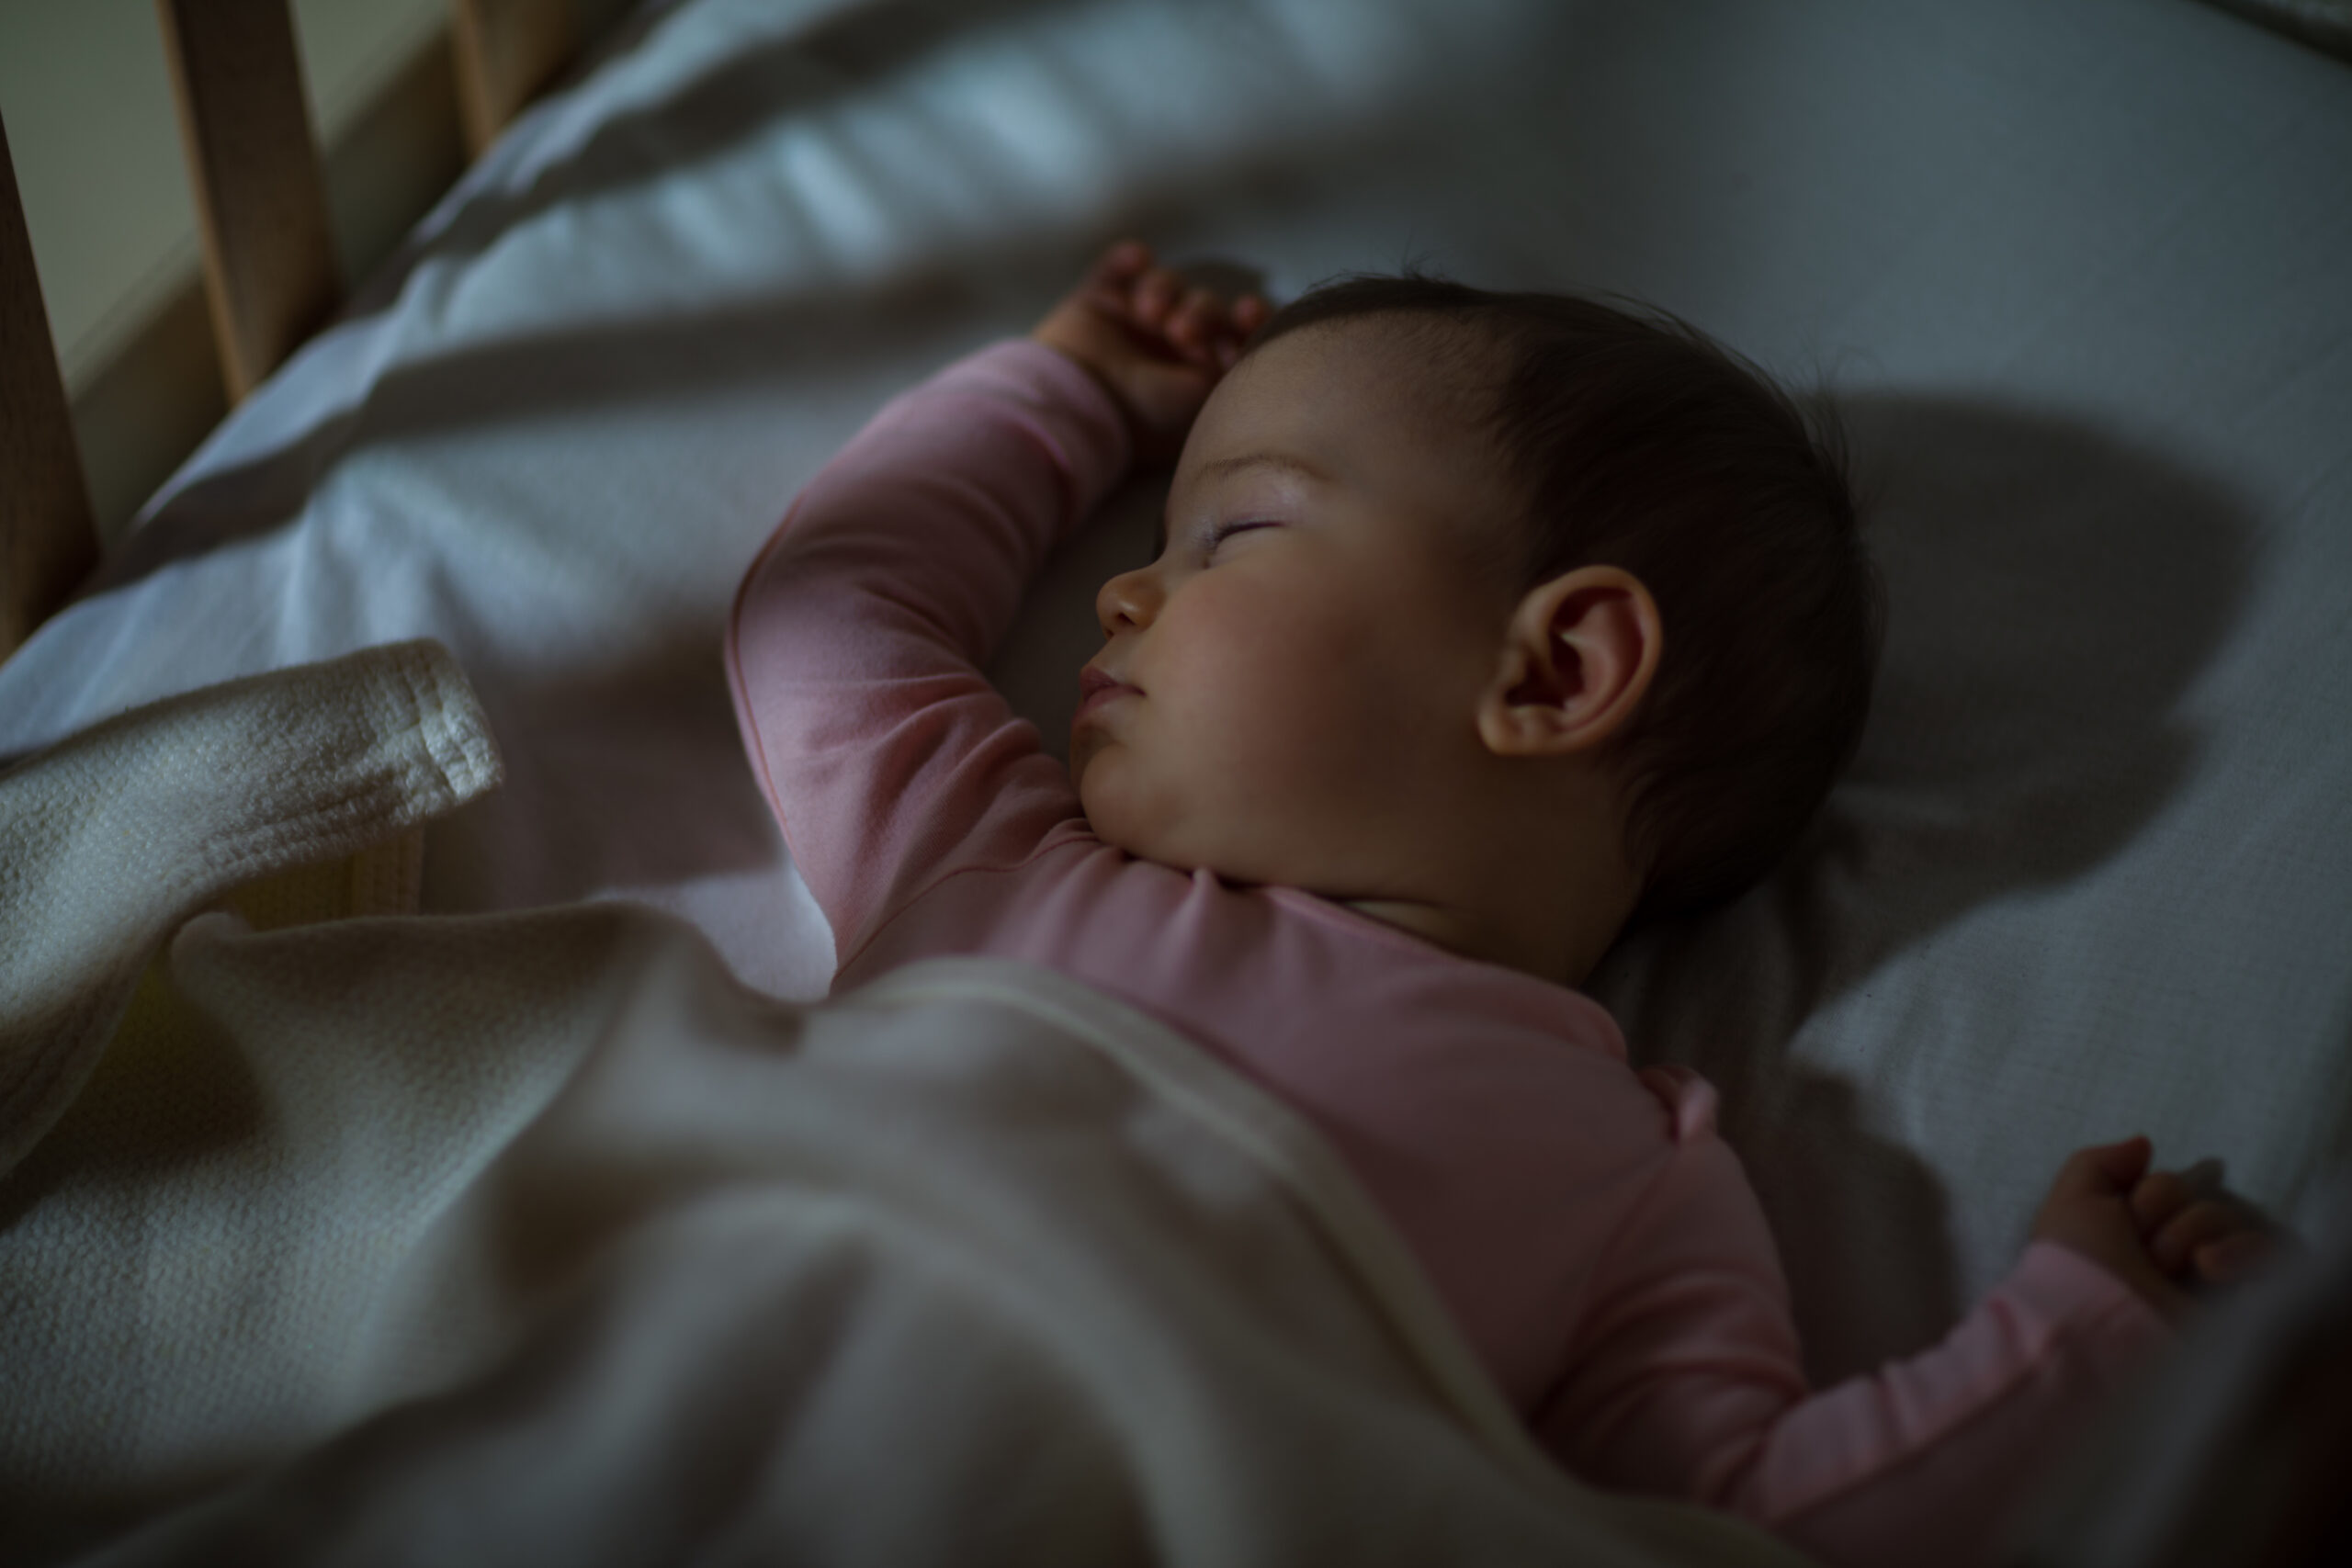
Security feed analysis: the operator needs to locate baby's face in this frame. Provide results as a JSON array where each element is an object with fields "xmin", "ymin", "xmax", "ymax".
[{"xmin": 1072, "ymin": 320, "xmax": 1522, "ymax": 894}]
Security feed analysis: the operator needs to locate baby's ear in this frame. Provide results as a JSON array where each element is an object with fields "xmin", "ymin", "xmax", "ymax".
[{"xmin": 1476, "ymin": 566, "xmax": 1662, "ymax": 759}]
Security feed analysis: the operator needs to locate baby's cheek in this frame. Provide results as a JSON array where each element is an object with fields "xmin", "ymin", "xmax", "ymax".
[
  {"xmin": 1183, "ymin": 618, "xmax": 1385, "ymax": 812},
  {"xmin": 1229, "ymin": 599, "xmax": 1402, "ymax": 753},
  {"xmin": 1167, "ymin": 626, "xmax": 1306, "ymax": 766}
]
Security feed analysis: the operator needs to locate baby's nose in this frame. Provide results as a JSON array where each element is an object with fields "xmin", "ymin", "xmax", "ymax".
[{"xmin": 1095, "ymin": 567, "xmax": 1160, "ymax": 636}]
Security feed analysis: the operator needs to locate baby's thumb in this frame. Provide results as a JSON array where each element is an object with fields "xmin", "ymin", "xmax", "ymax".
[{"xmin": 2059, "ymin": 1134, "xmax": 2154, "ymax": 1197}]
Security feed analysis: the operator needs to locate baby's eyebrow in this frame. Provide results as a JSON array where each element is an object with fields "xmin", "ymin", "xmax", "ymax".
[{"xmin": 1194, "ymin": 451, "xmax": 1332, "ymax": 485}]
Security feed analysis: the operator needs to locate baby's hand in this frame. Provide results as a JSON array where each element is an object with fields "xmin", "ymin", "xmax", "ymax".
[
  {"xmin": 2030, "ymin": 1135, "xmax": 2285, "ymax": 1323},
  {"xmin": 1033, "ymin": 240, "xmax": 1270, "ymax": 465},
  {"xmin": 2126, "ymin": 1155, "xmax": 2283, "ymax": 1289}
]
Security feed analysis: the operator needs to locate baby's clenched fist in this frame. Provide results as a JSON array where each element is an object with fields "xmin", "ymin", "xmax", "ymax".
[
  {"xmin": 1033, "ymin": 240, "xmax": 1271, "ymax": 466},
  {"xmin": 2030, "ymin": 1134, "xmax": 2285, "ymax": 1323}
]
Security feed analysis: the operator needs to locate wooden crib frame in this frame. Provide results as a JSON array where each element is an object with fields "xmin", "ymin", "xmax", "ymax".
[{"xmin": 0, "ymin": 0, "xmax": 579, "ymax": 660}]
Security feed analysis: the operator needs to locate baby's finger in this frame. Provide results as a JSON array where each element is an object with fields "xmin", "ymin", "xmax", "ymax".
[
  {"xmin": 1209, "ymin": 293, "xmax": 1265, "ymax": 341},
  {"xmin": 2191, "ymin": 1230, "xmax": 2276, "ymax": 1286},
  {"xmin": 2051, "ymin": 1137, "xmax": 2154, "ymax": 1203},
  {"xmin": 1133, "ymin": 268, "xmax": 1183, "ymax": 327},
  {"xmin": 1098, "ymin": 240, "xmax": 1152, "ymax": 281},
  {"xmin": 1210, "ymin": 296, "xmax": 1271, "ymax": 368},
  {"xmin": 2131, "ymin": 1169, "xmax": 2192, "ymax": 1235},
  {"xmin": 1167, "ymin": 288, "xmax": 1224, "ymax": 356},
  {"xmin": 1077, "ymin": 243, "xmax": 1153, "ymax": 316},
  {"xmin": 2152, "ymin": 1200, "xmax": 2244, "ymax": 1273}
]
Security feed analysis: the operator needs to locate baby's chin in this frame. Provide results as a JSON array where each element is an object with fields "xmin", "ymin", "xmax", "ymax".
[
  {"xmin": 1073, "ymin": 771, "xmax": 1147, "ymax": 858},
  {"xmin": 1076, "ymin": 782, "xmax": 1284, "ymax": 891},
  {"xmin": 1075, "ymin": 750, "xmax": 1299, "ymax": 884},
  {"xmin": 1074, "ymin": 765, "xmax": 1191, "ymax": 868}
]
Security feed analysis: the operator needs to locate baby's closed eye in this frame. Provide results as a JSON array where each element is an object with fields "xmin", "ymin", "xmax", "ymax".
[{"xmin": 1204, "ymin": 519, "xmax": 1275, "ymax": 553}]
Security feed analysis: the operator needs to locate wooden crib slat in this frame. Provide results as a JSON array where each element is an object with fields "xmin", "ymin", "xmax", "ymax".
[
  {"xmin": 0, "ymin": 111, "xmax": 98, "ymax": 660},
  {"xmin": 452, "ymin": 0, "xmax": 577, "ymax": 157},
  {"xmin": 157, "ymin": 0, "xmax": 342, "ymax": 405}
]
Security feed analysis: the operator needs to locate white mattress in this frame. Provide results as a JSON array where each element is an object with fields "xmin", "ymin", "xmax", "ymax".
[{"xmin": 5, "ymin": 0, "xmax": 2347, "ymax": 1383}]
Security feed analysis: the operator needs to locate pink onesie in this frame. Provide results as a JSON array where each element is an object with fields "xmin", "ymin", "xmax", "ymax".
[{"xmin": 726, "ymin": 339, "xmax": 2169, "ymax": 1567}]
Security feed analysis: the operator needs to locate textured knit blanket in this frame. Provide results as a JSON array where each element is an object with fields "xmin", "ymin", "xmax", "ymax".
[{"xmin": 0, "ymin": 644, "xmax": 1801, "ymax": 1567}]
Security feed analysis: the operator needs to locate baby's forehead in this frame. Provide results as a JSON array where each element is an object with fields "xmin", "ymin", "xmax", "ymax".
[
  {"xmin": 1262, "ymin": 309, "xmax": 1501, "ymax": 388},
  {"xmin": 1229, "ymin": 312, "xmax": 1506, "ymax": 445}
]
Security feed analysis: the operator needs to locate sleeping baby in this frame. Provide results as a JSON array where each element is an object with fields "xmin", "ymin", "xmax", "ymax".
[{"xmin": 726, "ymin": 241, "xmax": 2273, "ymax": 1566}]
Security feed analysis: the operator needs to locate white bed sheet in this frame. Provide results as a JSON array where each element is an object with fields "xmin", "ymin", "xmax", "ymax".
[{"xmin": 4, "ymin": 0, "xmax": 2347, "ymax": 1382}]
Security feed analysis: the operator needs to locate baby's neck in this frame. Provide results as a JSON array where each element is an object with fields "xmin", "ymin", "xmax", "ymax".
[
  {"xmin": 1319, "ymin": 764, "xmax": 1641, "ymax": 990},
  {"xmin": 1335, "ymin": 875, "xmax": 1633, "ymax": 991}
]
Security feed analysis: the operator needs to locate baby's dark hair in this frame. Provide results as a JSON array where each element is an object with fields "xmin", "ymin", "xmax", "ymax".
[{"xmin": 1250, "ymin": 273, "xmax": 1883, "ymax": 923}]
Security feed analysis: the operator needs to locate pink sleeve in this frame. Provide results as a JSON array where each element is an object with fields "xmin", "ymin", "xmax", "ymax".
[
  {"xmin": 725, "ymin": 340, "xmax": 1131, "ymax": 967},
  {"xmin": 1538, "ymin": 1067, "xmax": 2172, "ymax": 1568}
]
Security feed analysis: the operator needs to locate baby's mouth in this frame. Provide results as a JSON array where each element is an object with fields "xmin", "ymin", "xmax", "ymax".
[{"xmin": 1076, "ymin": 665, "xmax": 1141, "ymax": 725}]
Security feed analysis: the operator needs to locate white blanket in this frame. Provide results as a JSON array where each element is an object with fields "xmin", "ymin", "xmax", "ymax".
[
  {"xmin": 0, "ymin": 638, "xmax": 501, "ymax": 1178},
  {"xmin": 0, "ymin": 652, "xmax": 1803, "ymax": 1565}
]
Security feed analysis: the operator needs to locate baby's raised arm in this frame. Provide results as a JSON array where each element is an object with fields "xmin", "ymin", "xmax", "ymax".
[{"xmin": 725, "ymin": 244, "xmax": 1261, "ymax": 968}]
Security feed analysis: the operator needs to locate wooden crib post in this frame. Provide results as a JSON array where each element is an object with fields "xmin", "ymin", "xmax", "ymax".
[
  {"xmin": 156, "ymin": 0, "xmax": 343, "ymax": 406},
  {"xmin": 0, "ymin": 110, "xmax": 98, "ymax": 660},
  {"xmin": 452, "ymin": 0, "xmax": 577, "ymax": 158}
]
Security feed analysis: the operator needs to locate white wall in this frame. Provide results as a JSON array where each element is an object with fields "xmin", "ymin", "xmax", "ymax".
[
  {"xmin": 1, "ymin": 0, "xmax": 447, "ymax": 385},
  {"xmin": 0, "ymin": 0, "xmax": 632, "ymax": 539}
]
